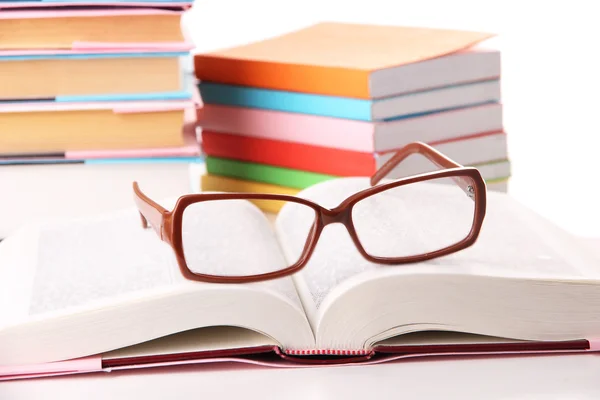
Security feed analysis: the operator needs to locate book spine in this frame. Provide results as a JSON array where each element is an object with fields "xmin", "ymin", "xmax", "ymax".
[
  {"xmin": 194, "ymin": 56, "xmax": 372, "ymax": 98},
  {"xmin": 202, "ymin": 131, "xmax": 377, "ymax": 176},
  {"xmin": 205, "ymin": 157, "xmax": 337, "ymax": 190},
  {"xmin": 284, "ymin": 349, "xmax": 371, "ymax": 356},
  {"xmin": 201, "ymin": 174, "xmax": 299, "ymax": 196},
  {"xmin": 198, "ymin": 82, "xmax": 374, "ymax": 120},
  {"xmin": 198, "ymin": 104, "xmax": 376, "ymax": 152}
]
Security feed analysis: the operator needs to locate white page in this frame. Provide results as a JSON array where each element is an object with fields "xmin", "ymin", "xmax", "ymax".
[
  {"xmin": 28, "ymin": 209, "xmax": 178, "ymax": 316},
  {"xmin": 11, "ymin": 200, "xmax": 302, "ymax": 320},
  {"xmin": 0, "ymin": 227, "xmax": 40, "ymax": 326},
  {"xmin": 276, "ymin": 177, "xmax": 600, "ymax": 326}
]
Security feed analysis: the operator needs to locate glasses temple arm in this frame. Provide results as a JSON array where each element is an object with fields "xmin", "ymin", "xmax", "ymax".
[
  {"xmin": 370, "ymin": 142, "xmax": 475, "ymax": 198},
  {"xmin": 132, "ymin": 181, "xmax": 169, "ymax": 240}
]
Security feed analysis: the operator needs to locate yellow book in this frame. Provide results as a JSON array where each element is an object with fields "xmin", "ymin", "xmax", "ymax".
[
  {"xmin": 0, "ymin": 101, "xmax": 190, "ymax": 154},
  {"xmin": 0, "ymin": 9, "xmax": 185, "ymax": 50},
  {"xmin": 201, "ymin": 174, "xmax": 300, "ymax": 214},
  {"xmin": 0, "ymin": 55, "xmax": 182, "ymax": 101}
]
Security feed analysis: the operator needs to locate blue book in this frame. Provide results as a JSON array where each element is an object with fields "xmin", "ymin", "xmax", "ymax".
[{"xmin": 199, "ymin": 79, "xmax": 501, "ymax": 122}]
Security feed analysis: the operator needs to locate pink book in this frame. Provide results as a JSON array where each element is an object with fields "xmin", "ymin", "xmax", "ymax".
[
  {"xmin": 198, "ymin": 103, "xmax": 503, "ymax": 153},
  {"xmin": 0, "ymin": 173, "xmax": 598, "ymax": 382}
]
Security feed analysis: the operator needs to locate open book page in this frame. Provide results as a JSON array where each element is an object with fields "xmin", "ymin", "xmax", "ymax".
[
  {"xmin": 0, "ymin": 227, "xmax": 40, "ymax": 327},
  {"xmin": 275, "ymin": 177, "xmax": 600, "ymax": 332},
  {"xmin": 0, "ymin": 196, "xmax": 309, "ymax": 336},
  {"xmin": 25, "ymin": 203, "xmax": 303, "ymax": 316},
  {"xmin": 26, "ymin": 209, "xmax": 177, "ymax": 316}
]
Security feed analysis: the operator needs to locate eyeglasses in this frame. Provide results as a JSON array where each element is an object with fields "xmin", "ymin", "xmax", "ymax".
[{"xmin": 133, "ymin": 142, "xmax": 487, "ymax": 284}]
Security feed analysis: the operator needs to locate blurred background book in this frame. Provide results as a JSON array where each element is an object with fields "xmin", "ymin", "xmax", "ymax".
[
  {"xmin": 194, "ymin": 23, "xmax": 509, "ymax": 210},
  {"xmin": 183, "ymin": 0, "xmax": 600, "ymax": 240},
  {"xmin": 0, "ymin": 0, "xmax": 202, "ymax": 238}
]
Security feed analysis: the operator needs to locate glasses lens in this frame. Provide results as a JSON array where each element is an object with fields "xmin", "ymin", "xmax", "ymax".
[
  {"xmin": 181, "ymin": 198, "xmax": 316, "ymax": 277},
  {"xmin": 351, "ymin": 175, "xmax": 477, "ymax": 258}
]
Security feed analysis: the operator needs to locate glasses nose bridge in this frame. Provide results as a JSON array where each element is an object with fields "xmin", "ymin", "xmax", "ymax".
[{"xmin": 319, "ymin": 207, "xmax": 351, "ymax": 227}]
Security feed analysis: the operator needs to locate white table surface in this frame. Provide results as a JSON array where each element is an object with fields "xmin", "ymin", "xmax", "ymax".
[{"xmin": 3, "ymin": 0, "xmax": 600, "ymax": 398}]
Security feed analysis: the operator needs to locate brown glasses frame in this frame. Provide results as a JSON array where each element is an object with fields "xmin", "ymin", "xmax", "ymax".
[{"xmin": 133, "ymin": 142, "xmax": 487, "ymax": 284}]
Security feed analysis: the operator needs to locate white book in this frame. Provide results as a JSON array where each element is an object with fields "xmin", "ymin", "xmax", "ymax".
[{"xmin": 0, "ymin": 176, "xmax": 598, "ymax": 375}]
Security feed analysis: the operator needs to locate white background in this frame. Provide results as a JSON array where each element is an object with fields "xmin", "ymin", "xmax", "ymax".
[{"xmin": 183, "ymin": 0, "xmax": 600, "ymax": 238}]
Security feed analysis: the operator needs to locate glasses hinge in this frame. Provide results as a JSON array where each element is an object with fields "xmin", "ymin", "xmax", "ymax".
[{"xmin": 466, "ymin": 185, "xmax": 475, "ymax": 199}]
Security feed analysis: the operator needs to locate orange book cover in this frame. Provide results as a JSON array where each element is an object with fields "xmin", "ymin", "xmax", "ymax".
[{"xmin": 194, "ymin": 22, "xmax": 494, "ymax": 98}]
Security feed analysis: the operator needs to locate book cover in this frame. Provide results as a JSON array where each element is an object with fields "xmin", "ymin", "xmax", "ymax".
[{"xmin": 195, "ymin": 22, "xmax": 496, "ymax": 98}]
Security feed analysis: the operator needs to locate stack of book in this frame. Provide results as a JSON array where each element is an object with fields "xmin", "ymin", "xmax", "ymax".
[
  {"xmin": 0, "ymin": 0, "xmax": 201, "ymax": 238},
  {"xmin": 195, "ymin": 23, "xmax": 509, "ymax": 207}
]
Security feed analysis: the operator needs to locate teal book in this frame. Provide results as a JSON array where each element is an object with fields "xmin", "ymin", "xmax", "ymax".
[{"xmin": 198, "ymin": 79, "xmax": 501, "ymax": 121}]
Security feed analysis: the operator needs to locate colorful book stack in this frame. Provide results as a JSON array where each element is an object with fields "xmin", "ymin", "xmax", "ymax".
[
  {"xmin": 0, "ymin": 0, "xmax": 200, "ymax": 238},
  {"xmin": 194, "ymin": 23, "xmax": 509, "ymax": 210}
]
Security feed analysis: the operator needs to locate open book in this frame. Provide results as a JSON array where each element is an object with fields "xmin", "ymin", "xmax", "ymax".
[{"xmin": 1, "ymin": 177, "xmax": 600, "ymax": 380}]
